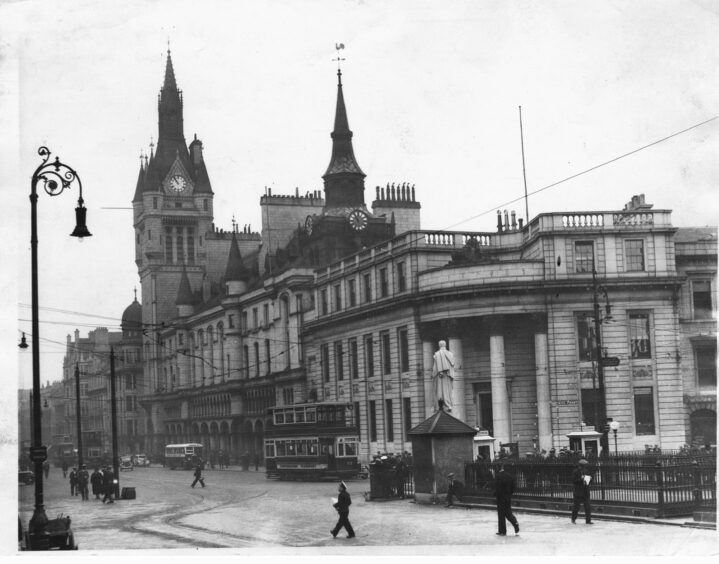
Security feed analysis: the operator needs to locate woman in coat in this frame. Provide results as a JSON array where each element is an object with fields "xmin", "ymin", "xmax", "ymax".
[{"xmin": 90, "ymin": 467, "xmax": 103, "ymax": 499}]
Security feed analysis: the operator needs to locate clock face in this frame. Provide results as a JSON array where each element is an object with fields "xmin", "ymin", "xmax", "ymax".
[
  {"xmin": 169, "ymin": 175, "xmax": 187, "ymax": 193},
  {"xmin": 348, "ymin": 209, "xmax": 368, "ymax": 231},
  {"xmin": 305, "ymin": 215, "xmax": 314, "ymax": 236}
]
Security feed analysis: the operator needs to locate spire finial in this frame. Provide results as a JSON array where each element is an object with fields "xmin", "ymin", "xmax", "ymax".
[
  {"xmin": 149, "ymin": 136, "xmax": 155, "ymax": 158},
  {"xmin": 232, "ymin": 214, "xmax": 237, "ymax": 232},
  {"xmin": 333, "ymin": 43, "xmax": 345, "ymax": 82},
  {"xmin": 133, "ymin": 287, "xmax": 137, "ymax": 301}
]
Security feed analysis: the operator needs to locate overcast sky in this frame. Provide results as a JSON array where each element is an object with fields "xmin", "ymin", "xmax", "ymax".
[{"xmin": 2, "ymin": 0, "xmax": 718, "ymax": 394}]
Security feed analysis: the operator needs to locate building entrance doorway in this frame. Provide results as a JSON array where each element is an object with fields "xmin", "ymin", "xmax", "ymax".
[{"xmin": 473, "ymin": 382, "xmax": 493, "ymax": 435}]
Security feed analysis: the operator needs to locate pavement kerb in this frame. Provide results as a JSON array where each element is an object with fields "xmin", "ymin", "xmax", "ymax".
[{"xmin": 433, "ymin": 499, "xmax": 714, "ymax": 529}]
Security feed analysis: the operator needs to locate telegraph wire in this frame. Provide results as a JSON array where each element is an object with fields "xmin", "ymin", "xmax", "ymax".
[{"xmin": 437, "ymin": 115, "xmax": 718, "ymax": 231}]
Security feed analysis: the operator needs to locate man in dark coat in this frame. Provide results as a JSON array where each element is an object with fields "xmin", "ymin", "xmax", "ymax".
[
  {"xmin": 330, "ymin": 481, "xmax": 355, "ymax": 538},
  {"xmin": 494, "ymin": 463, "xmax": 519, "ymax": 535},
  {"xmin": 91, "ymin": 467, "xmax": 103, "ymax": 499},
  {"xmin": 571, "ymin": 459, "xmax": 593, "ymax": 524},
  {"xmin": 77, "ymin": 465, "xmax": 90, "ymax": 500},
  {"xmin": 191, "ymin": 463, "xmax": 205, "ymax": 488},
  {"xmin": 445, "ymin": 472, "xmax": 463, "ymax": 507},
  {"xmin": 102, "ymin": 466, "xmax": 115, "ymax": 504},
  {"xmin": 69, "ymin": 467, "xmax": 77, "ymax": 496}
]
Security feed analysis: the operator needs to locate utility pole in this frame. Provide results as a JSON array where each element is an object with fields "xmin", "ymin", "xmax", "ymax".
[
  {"xmin": 110, "ymin": 347, "xmax": 120, "ymax": 498},
  {"xmin": 592, "ymin": 261, "xmax": 610, "ymax": 456},
  {"xmin": 74, "ymin": 364, "xmax": 84, "ymax": 468}
]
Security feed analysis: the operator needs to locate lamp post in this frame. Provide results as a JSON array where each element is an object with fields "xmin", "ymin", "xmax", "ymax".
[
  {"xmin": 27, "ymin": 146, "xmax": 90, "ymax": 550},
  {"xmin": 110, "ymin": 348, "xmax": 120, "ymax": 499},
  {"xmin": 609, "ymin": 420, "xmax": 620, "ymax": 455}
]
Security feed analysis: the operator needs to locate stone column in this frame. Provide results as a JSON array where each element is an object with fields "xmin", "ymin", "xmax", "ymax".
[
  {"xmin": 422, "ymin": 339, "xmax": 435, "ymax": 418},
  {"xmin": 447, "ymin": 336, "xmax": 465, "ymax": 422},
  {"xmin": 488, "ymin": 317, "xmax": 511, "ymax": 445},
  {"xmin": 533, "ymin": 314, "xmax": 552, "ymax": 451}
]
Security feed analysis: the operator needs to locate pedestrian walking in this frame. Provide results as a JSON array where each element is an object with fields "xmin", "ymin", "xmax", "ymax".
[
  {"xmin": 61, "ymin": 460, "xmax": 68, "ymax": 478},
  {"xmin": 69, "ymin": 467, "xmax": 77, "ymax": 496},
  {"xmin": 445, "ymin": 472, "xmax": 463, "ymax": 507},
  {"xmin": 191, "ymin": 462, "xmax": 206, "ymax": 488},
  {"xmin": 254, "ymin": 452, "xmax": 259, "ymax": 471},
  {"xmin": 330, "ymin": 481, "xmax": 355, "ymax": 539},
  {"xmin": 494, "ymin": 463, "xmax": 519, "ymax": 536},
  {"xmin": 43, "ymin": 460, "xmax": 50, "ymax": 479},
  {"xmin": 571, "ymin": 459, "xmax": 593, "ymax": 524},
  {"xmin": 102, "ymin": 466, "xmax": 115, "ymax": 504},
  {"xmin": 78, "ymin": 464, "xmax": 90, "ymax": 501},
  {"xmin": 91, "ymin": 467, "xmax": 103, "ymax": 500}
]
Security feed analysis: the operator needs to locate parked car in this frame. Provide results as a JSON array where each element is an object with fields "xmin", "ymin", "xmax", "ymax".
[
  {"xmin": 132, "ymin": 453, "xmax": 149, "ymax": 467},
  {"xmin": 119, "ymin": 456, "xmax": 133, "ymax": 471},
  {"xmin": 18, "ymin": 470, "xmax": 34, "ymax": 485}
]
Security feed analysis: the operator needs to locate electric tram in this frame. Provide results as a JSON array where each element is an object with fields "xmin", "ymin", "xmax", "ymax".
[{"xmin": 264, "ymin": 402, "xmax": 361, "ymax": 480}]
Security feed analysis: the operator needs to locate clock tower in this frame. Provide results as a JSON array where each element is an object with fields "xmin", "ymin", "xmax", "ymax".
[{"xmin": 132, "ymin": 49, "xmax": 215, "ymax": 355}]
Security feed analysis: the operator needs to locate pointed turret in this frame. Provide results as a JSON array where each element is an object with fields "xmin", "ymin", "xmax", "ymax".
[
  {"xmin": 176, "ymin": 265, "xmax": 195, "ymax": 317},
  {"xmin": 322, "ymin": 69, "xmax": 366, "ymax": 209},
  {"xmin": 132, "ymin": 157, "xmax": 146, "ymax": 203},
  {"xmin": 225, "ymin": 232, "xmax": 251, "ymax": 295},
  {"xmin": 189, "ymin": 134, "xmax": 213, "ymax": 194}
]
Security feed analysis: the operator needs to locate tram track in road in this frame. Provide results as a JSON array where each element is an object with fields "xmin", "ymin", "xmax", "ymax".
[{"xmin": 126, "ymin": 483, "xmax": 275, "ymax": 548}]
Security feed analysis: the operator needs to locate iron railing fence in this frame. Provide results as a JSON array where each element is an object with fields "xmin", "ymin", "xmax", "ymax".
[{"xmin": 464, "ymin": 457, "xmax": 716, "ymax": 517}]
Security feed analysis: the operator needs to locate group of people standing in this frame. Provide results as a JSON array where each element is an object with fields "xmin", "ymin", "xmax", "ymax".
[{"xmin": 69, "ymin": 464, "xmax": 116, "ymax": 503}]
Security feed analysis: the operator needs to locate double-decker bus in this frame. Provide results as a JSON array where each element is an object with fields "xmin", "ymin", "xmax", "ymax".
[
  {"xmin": 48, "ymin": 442, "xmax": 75, "ymax": 468},
  {"xmin": 264, "ymin": 402, "xmax": 361, "ymax": 480},
  {"xmin": 164, "ymin": 443, "xmax": 204, "ymax": 470}
]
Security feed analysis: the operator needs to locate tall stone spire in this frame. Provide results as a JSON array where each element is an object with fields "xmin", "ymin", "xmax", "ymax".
[
  {"xmin": 158, "ymin": 48, "xmax": 184, "ymax": 142},
  {"xmin": 139, "ymin": 49, "xmax": 193, "ymax": 195},
  {"xmin": 322, "ymin": 69, "xmax": 366, "ymax": 209}
]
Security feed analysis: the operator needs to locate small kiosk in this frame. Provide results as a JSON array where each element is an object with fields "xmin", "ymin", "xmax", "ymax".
[
  {"xmin": 566, "ymin": 429, "xmax": 603, "ymax": 457},
  {"xmin": 472, "ymin": 429, "xmax": 497, "ymax": 461},
  {"xmin": 408, "ymin": 410, "xmax": 477, "ymax": 504}
]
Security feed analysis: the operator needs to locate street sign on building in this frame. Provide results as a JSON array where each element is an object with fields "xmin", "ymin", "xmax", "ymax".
[{"xmin": 601, "ymin": 357, "xmax": 621, "ymax": 367}]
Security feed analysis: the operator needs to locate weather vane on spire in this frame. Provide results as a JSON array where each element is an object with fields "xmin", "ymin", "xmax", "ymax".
[{"xmin": 333, "ymin": 43, "xmax": 345, "ymax": 71}]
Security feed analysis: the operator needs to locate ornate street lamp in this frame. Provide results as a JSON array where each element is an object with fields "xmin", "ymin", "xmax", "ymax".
[{"xmin": 26, "ymin": 146, "xmax": 90, "ymax": 550}]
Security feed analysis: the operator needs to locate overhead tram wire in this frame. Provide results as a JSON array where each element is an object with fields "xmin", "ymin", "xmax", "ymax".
[{"xmin": 434, "ymin": 114, "xmax": 718, "ymax": 233}]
